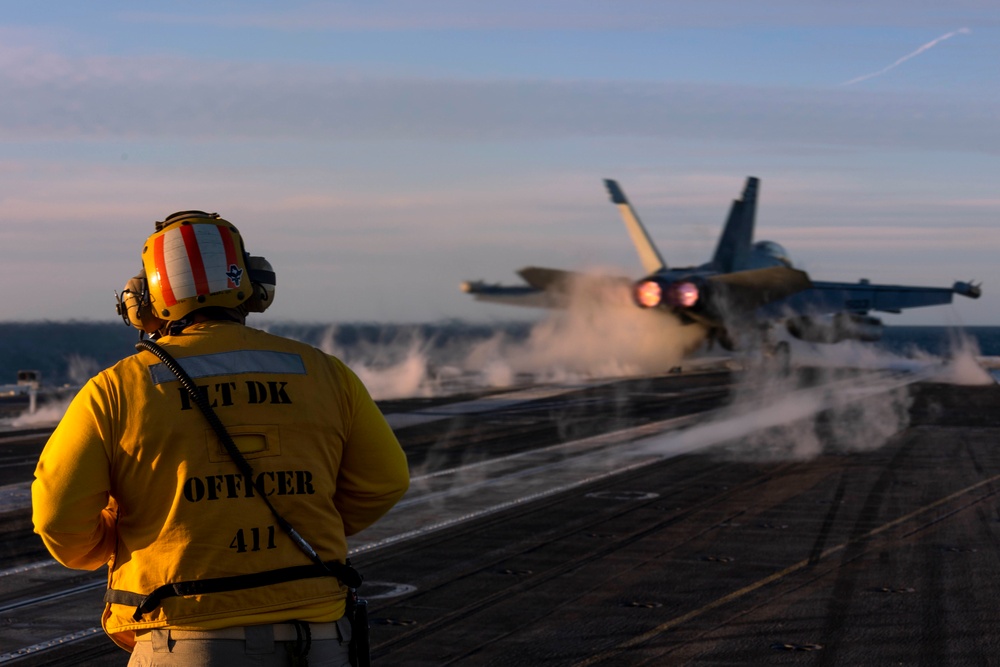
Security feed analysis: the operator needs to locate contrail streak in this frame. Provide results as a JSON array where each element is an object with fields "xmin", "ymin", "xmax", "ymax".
[{"xmin": 841, "ymin": 28, "xmax": 971, "ymax": 86}]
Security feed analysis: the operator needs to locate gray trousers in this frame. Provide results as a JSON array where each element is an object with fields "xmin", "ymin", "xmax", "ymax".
[{"xmin": 127, "ymin": 621, "xmax": 352, "ymax": 667}]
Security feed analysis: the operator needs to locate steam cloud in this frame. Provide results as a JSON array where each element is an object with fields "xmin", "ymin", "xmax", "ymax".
[
  {"xmin": 0, "ymin": 289, "xmax": 992, "ymax": 439},
  {"xmin": 705, "ymin": 355, "xmax": 913, "ymax": 462},
  {"xmin": 463, "ymin": 273, "xmax": 707, "ymax": 384},
  {"xmin": 323, "ymin": 272, "xmax": 708, "ymax": 399},
  {"xmin": 841, "ymin": 28, "xmax": 971, "ymax": 86},
  {"xmin": 696, "ymin": 327, "xmax": 991, "ymax": 462}
]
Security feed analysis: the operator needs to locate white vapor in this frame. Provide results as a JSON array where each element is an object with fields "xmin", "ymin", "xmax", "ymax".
[
  {"xmin": 841, "ymin": 28, "xmax": 971, "ymax": 86},
  {"xmin": 307, "ymin": 271, "xmax": 708, "ymax": 400}
]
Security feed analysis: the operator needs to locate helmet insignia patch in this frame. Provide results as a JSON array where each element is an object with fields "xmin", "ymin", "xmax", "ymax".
[{"xmin": 226, "ymin": 264, "xmax": 244, "ymax": 287}]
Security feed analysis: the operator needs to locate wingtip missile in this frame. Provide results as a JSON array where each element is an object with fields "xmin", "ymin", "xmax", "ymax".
[{"xmin": 953, "ymin": 281, "xmax": 982, "ymax": 299}]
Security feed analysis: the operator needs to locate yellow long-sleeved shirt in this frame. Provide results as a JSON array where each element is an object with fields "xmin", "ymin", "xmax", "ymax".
[{"xmin": 32, "ymin": 321, "xmax": 409, "ymax": 651}]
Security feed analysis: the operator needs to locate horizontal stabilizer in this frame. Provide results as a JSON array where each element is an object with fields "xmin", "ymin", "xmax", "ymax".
[
  {"xmin": 517, "ymin": 266, "xmax": 578, "ymax": 290},
  {"xmin": 708, "ymin": 266, "xmax": 812, "ymax": 312},
  {"xmin": 517, "ymin": 266, "xmax": 633, "ymax": 293}
]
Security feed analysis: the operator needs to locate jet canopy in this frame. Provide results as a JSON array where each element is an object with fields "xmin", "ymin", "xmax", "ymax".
[{"xmin": 752, "ymin": 241, "xmax": 792, "ymax": 268}]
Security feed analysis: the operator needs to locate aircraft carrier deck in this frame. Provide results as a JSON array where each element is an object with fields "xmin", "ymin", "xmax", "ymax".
[{"xmin": 1, "ymin": 366, "xmax": 998, "ymax": 666}]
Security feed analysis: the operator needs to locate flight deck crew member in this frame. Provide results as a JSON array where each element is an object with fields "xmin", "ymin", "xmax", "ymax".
[{"xmin": 32, "ymin": 211, "xmax": 409, "ymax": 666}]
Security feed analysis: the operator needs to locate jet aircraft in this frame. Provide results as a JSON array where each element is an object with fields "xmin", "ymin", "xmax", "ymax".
[{"xmin": 461, "ymin": 177, "xmax": 981, "ymax": 353}]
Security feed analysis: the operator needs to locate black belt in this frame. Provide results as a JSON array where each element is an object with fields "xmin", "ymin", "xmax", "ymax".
[{"xmin": 105, "ymin": 560, "xmax": 362, "ymax": 621}]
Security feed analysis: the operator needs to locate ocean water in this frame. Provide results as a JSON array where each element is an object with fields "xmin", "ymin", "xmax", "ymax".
[{"xmin": 0, "ymin": 320, "xmax": 997, "ymax": 390}]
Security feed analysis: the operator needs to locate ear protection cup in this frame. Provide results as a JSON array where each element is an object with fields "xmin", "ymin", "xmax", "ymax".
[
  {"xmin": 116, "ymin": 273, "xmax": 166, "ymax": 333},
  {"xmin": 242, "ymin": 256, "xmax": 276, "ymax": 314}
]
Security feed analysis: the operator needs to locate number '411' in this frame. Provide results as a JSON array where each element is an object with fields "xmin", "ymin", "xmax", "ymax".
[{"xmin": 230, "ymin": 526, "xmax": 277, "ymax": 553}]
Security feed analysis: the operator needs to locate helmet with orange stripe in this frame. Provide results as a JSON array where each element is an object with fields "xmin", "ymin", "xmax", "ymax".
[{"xmin": 116, "ymin": 211, "xmax": 276, "ymax": 333}]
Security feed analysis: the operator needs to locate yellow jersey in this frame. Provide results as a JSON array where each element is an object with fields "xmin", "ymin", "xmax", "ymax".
[{"xmin": 32, "ymin": 321, "xmax": 409, "ymax": 651}]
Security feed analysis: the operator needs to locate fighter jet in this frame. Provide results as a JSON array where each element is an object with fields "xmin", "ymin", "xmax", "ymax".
[{"xmin": 461, "ymin": 177, "xmax": 982, "ymax": 353}]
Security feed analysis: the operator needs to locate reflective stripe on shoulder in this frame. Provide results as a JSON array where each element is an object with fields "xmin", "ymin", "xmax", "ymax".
[{"xmin": 148, "ymin": 350, "xmax": 307, "ymax": 385}]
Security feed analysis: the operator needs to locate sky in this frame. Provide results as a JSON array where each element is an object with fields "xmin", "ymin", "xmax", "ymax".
[{"xmin": 0, "ymin": 1, "xmax": 997, "ymax": 326}]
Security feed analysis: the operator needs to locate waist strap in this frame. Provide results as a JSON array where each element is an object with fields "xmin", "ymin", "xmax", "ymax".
[
  {"xmin": 105, "ymin": 560, "xmax": 362, "ymax": 621},
  {"xmin": 134, "ymin": 620, "xmax": 348, "ymax": 642}
]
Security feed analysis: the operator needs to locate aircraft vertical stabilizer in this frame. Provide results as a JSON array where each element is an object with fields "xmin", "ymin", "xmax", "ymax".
[
  {"xmin": 712, "ymin": 177, "xmax": 759, "ymax": 272},
  {"xmin": 604, "ymin": 179, "xmax": 667, "ymax": 274}
]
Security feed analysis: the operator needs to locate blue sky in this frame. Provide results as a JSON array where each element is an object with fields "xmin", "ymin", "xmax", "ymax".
[{"xmin": 1, "ymin": 1, "xmax": 997, "ymax": 325}]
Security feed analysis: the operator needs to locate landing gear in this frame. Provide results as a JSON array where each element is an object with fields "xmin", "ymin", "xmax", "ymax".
[
  {"xmin": 766, "ymin": 340, "xmax": 791, "ymax": 376},
  {"xmin": 753, "ymin": 324, "xmax": 792, "ymax": 375}
]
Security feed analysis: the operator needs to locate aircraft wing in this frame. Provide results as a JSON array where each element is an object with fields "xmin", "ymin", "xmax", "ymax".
[
  {"xmin": 461, "ymin": 266, "xmax": 633, "ymax": 308},
  {"xmin": 460, "ymin": 279, "xmax": 555, "ymax": 308},
  {"xmin": 757, "ymin": 279, "xmax": 982, "ymax": 318}
]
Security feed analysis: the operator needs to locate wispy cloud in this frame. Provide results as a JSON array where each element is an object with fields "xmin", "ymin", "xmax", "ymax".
[
  {"xmin": 1, "ymin": 6, "xmax": 997, "ymax": 324},
  {"xmin": 841, "ymin": 28, "xmax": 971, "ymax": 85},
  {"xmin": 778, "ymin": 225, "xmax": 996, "ymax": 249},
  {"xmin": 118, "ymin": 2, "xmax": 991, "ymax": 32},
  {"xmin": 0, "ymin": 47, "xmax": 996, "ymax": 156}
]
